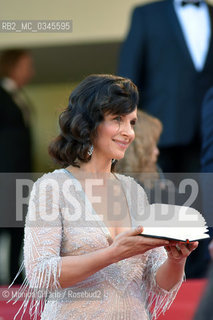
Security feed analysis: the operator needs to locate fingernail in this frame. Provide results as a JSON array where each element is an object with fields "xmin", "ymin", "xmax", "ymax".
[{"xmin": 136, "ymin": 226, "xmax": 142, "ymax": 232}]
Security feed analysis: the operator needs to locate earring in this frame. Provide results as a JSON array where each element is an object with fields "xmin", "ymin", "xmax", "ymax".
[
  {"xmin": 88, "ymin": 145, "xmax": 94, "ymax": 156},
  {"xmin": 112, "ymin": 159, "xmax": 116, "ymax": 164}
]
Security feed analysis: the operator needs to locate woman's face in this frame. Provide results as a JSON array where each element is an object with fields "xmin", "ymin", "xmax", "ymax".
[{"xmin": 94, "ymin": 109, "xmax": 137, "ymax": 161}]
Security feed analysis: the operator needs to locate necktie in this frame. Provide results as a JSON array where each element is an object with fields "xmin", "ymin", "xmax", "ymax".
[{"xmin": 181, "ymin": 0, "xmax": 202, "ymax": 7}]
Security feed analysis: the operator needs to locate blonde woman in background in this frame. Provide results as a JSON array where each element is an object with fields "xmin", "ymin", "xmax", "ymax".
[{"xmin": 117, "ymin": 110, "xmax": 163, "ymax": 193}]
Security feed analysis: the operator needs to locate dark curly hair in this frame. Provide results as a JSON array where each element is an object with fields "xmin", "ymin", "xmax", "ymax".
[{"xmin": 48, "ymin": 74, "xmax": 139, "ymax": 170}]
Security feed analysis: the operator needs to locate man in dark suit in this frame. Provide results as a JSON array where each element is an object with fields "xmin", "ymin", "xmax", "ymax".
[
  {"xmin": 118, "ymin": 0, "xmax": 213, "ymax": 173},
  {"xmin": 193, "ymin": 86, "xmax": 213, "ymax": 319},
  {"xmin": 0, "ymin": 49, "xmax": 34, "ymax": 283}
]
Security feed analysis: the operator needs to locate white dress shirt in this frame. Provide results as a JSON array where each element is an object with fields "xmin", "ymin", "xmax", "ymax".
[
  {"xmin": 174, "ymin": 0, "xmax": 211, "ymax": 71},
  {"xmin": 1, "ymin": 77, "xmax": 18, "ymax": 93},
  {"xmin": 1, "ymin": 77, "xmax": 31, "ymax": 126}
]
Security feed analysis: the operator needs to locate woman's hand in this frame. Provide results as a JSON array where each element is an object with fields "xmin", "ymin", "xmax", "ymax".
[
  {"xmin": 164, "ymin": 241, "xmax": 198, "ymax": 263},
  {"xmin": 110, "ymin": 226, "xmax": 170, "ymax": 262}
]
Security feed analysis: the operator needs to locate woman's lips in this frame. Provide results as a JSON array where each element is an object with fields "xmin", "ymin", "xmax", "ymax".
[{"xmin": 113, "ymin": 139, "xmax": 129, "ymax": 149}]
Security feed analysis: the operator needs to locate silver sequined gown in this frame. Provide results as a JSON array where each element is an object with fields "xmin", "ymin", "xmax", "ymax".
[{"xmin": 15, "ymin": 169, "xmax": 182, "ymax": 320}]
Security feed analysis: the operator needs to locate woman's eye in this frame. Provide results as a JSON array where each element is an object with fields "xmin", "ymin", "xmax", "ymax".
[{"xmin": 130, "ymin": 120, "xmax": 136, "ymax": 126}]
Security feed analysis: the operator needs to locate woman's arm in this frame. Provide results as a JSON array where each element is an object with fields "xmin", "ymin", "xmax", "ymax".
[
  {"xmin": 156, "ymin": 242, "xmax": 198, "ymax": 291},
  {"xmin": 155, "ymin": 258, "xmax": 185, "ymax": 291},
  {"xmin": 59, "ymin": 246, "xmax": 114, "ymax": 288},
  {"xmin": 59, "ymin": 226, "xmax": 169, "ymax": 288},
  {"xmin": 140, "ymin": 242, "xmax": 198, "ymax": 319}
]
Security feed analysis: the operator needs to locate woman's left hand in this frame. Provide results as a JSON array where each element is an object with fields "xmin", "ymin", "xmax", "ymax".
[{"xmin": 164, "ymin": 241, "xmax": 198, "ymax": 263}]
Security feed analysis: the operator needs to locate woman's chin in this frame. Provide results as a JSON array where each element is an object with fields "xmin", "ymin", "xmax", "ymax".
[{"xmin": 113, "ymin": 153, "xmax": 125, "ymax": 161}]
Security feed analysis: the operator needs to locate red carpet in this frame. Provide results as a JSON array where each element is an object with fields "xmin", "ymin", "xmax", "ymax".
[{"xmin": 0, "ymin": 279, "xmax": 207, "ymax": 320}]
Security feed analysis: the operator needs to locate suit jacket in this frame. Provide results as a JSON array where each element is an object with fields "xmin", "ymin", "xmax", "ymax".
[
  {"xmin": 200, "ymin": 87, "xmax": 213, "ymax": 237},
  {"xmin": 118, "ymin": 0, "xmax": 213, "ymax": 147},
  {"xmin": 0, "ymin": 85, "xmax": 32, "ymax": 172},
  {"xmin": 201, "ymin": 86, "xmax": 213, "ymax": 172},
  {"xmin": 194, "ymin": 261, "xmax": 213, "ymax": 320}
]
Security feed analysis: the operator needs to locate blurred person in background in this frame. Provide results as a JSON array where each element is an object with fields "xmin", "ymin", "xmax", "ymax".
[
  {"xmin": 0, "ymin": 49, "xmax": 34, "ymax": 284},
  {"xmin": 116, "ymin": 110, "xmax": 163, "ymax": 201},
  {"xmin": 0, "ymin": 49, "xmax": 34, "ymax": 171},
  {"xmin": 193, "ymin": 86, "xmax": 213, "ymax": 319},
  {"xmin": 118, "ymin": 0, "xmax": 213, "ymax": 173},
  {"xmin": 193, "ymin": 244, "xmax": 213, "ymax": 320},
  {"xmin": 209, "ymin": 240, "xmax": 213, "ymax": 260},
  {"xmin": 200, "ymin": 85, "xmax": 213, "ymax": 241}
]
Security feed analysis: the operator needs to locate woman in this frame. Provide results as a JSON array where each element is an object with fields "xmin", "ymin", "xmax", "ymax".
[{"xmin": 17, "ymin": 75, "xmax": 197, "ymax": 320}]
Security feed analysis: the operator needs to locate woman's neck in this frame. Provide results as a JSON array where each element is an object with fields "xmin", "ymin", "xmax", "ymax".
[{"xmin": 66, "ymin": 157, "xmax": 112, "ymax": 177}]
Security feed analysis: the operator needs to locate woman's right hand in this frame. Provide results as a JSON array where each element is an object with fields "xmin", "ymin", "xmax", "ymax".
[{"xmin": 110, "ymin": 226, "xmax": 170, "ymax": 262}]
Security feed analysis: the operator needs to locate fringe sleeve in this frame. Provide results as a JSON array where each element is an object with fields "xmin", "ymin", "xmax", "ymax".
[
  {"xmin": 9, "ymin": 176, "xmax": 63, "ymax": 320},
  {"xmin": 141, "ymin": 247, "xmax": 183, "ymax": 319}
]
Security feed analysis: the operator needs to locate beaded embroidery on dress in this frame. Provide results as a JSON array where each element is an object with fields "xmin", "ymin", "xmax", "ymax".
[{"xmin": 10, "ymin": 169, "xmax": 183, "ymax": 320}]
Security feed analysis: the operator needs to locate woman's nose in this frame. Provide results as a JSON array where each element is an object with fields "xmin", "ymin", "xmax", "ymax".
[{"xmin": 121, "ymin": 122, "xmax": 135, "ymax": 137}]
